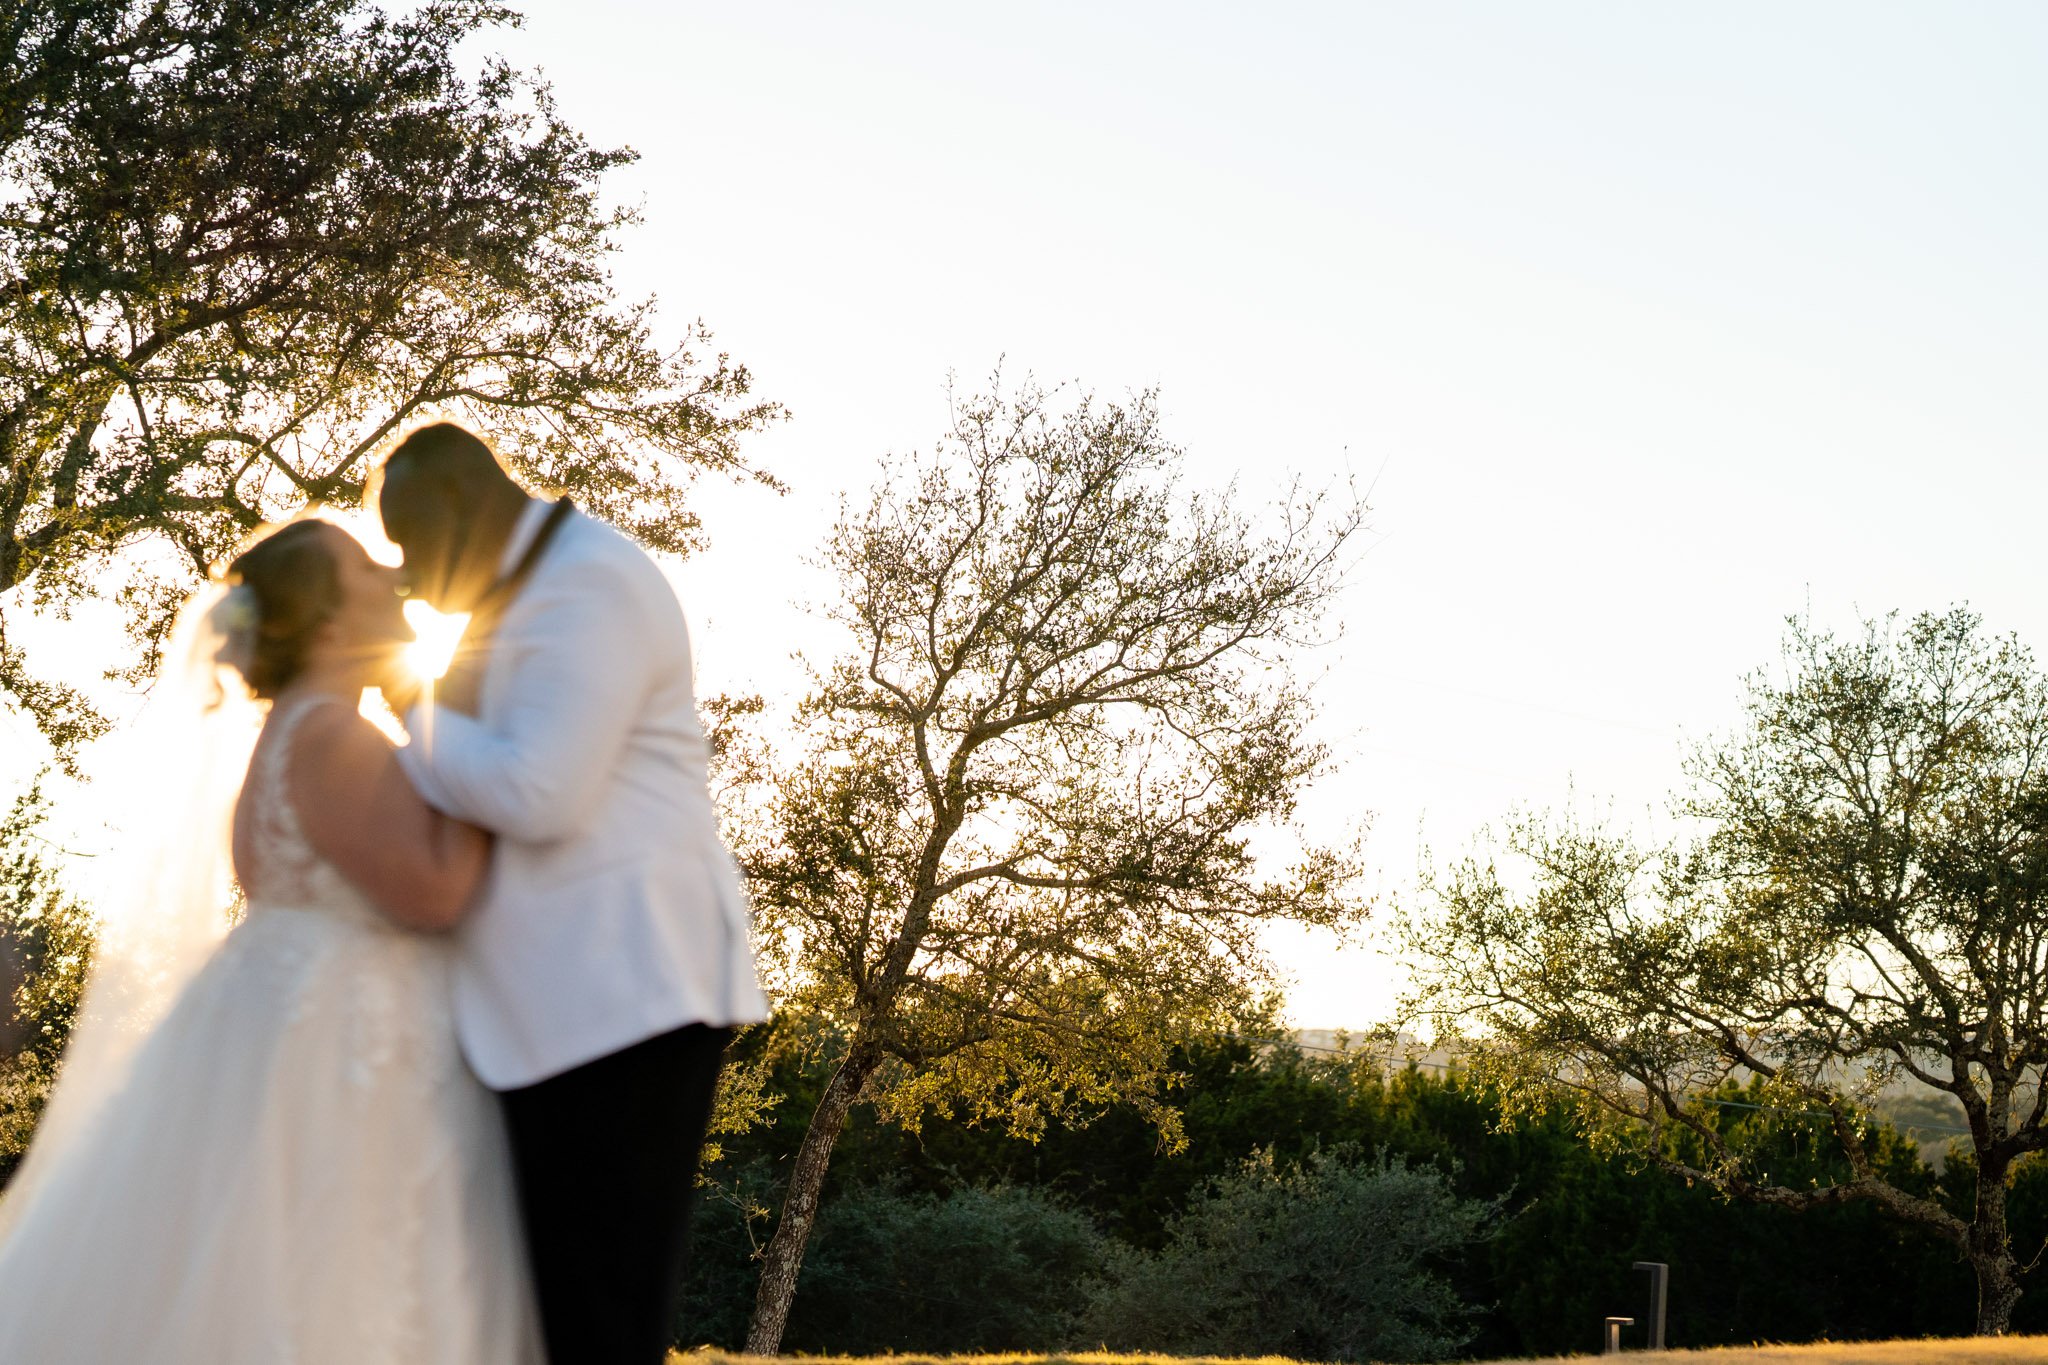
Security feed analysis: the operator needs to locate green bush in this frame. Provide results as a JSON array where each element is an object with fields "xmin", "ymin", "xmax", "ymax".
[
  {"xmin": 1078, "ymin": 1146, "xmax": 1497, "ymax": 1363},
  {"xmin": 782, "ymin": 1183, "xmax": 1106, "ymax": 1353},
  {"xmin": 684, "ymin": 1034, "xmax": 1983, "ymax": 1354},
  {"xmin": 0, "ymin": 783, "xmax": 96, "ymax": 1186},
  {"xmin": 672, "ymin": 1156, "xmax": 782, "ymax": 1350}
]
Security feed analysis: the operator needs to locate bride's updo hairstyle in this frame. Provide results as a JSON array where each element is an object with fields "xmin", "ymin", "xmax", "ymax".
[{"xmin": 223, "ymin": 521, "xmax": 343, "ymax": 700}]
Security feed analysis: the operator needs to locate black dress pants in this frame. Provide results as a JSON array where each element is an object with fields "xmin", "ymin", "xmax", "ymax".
[{"xmin": 499, "ymin": 1023, "xmax": 731, "ymax": 1365}]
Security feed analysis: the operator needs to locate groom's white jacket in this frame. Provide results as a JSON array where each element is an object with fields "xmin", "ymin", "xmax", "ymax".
[{"xmin": 397, "ymin": 504, "xmax": 769, "ymax": 1090}]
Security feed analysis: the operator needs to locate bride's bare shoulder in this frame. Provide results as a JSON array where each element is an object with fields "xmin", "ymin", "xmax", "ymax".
[
  {"xmin": 286, "ymin": 697, "xmax": 385, "ymax": 746},
  {"xmin": 235, "ymin": 698, "xmax": 389, "ymax": 892},
  {"xmin": 279, "ymin": 698, "xmax": 392, "ymax": 795}
]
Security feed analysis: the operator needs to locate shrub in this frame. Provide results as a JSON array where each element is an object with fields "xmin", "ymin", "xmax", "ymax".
[
  {"xmin": 672, "ymin": 1156, "xmax": 782, "ymax": 1350},
  {"xmin": 1078, "ymin": 1146, "xmax": 1497, "ymax": 1362},
  {"xmin": 782, "ymin": 1183, "xmax": 1106, "ymax": 1353},
  {"xmin": 0, "ymin": 784, "xmax": 96, "ymax": 1186}
]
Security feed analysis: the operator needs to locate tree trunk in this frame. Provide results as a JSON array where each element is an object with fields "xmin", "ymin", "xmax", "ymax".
[
  {"xmin": 745, "ymin": 1051, "xmax": 876, "ymax": 1355},
  {"xmin": 1974, "ymin": 1251, "xmax": 2022, "ymax": 1335},
  {"xmin": 1971, "ymin": 1155, "xmax": 2023, "ymax": 1334}
]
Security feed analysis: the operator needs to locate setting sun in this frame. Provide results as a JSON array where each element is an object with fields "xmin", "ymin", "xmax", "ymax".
[{"xmin": 402, "ymin": 601, "xmax": 469, "ymax": 683}]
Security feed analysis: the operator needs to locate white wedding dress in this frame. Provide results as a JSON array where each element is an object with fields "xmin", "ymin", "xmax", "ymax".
[{"xmin": 0, "ymin": 693, "xmax": 544, "ymax": 1362}]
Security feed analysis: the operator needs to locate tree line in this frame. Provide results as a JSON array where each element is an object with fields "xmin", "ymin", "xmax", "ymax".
[{"xmin": 674, "ymin": 1029, "xmax": 2048, "ymax": 1359}]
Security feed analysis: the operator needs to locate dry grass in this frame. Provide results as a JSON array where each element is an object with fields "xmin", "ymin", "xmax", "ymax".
[
  {"xmin": 1511, "ymin": 1340, "xmax": 2048, "ymax": 1365},
  {"xmin": 668, "ymin": 1355, "xmax": 1323, "ymax": 1365},
  {"xmin": 668, "ymin": 1340, "xmax": 2048, "ymax": 1365}
]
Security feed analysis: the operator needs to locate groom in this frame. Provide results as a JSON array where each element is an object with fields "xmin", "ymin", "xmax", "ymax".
[{"xmin": 374, "ymin": 422, "xmax": 769, "ymax": 1365}]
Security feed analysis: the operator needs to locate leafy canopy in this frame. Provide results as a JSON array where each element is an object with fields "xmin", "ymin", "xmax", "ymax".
[
  {"xmin": 1406, "ymin": 608, "xmax": 2048, "ymax": 1332},
  {"xmin": 0, "ymin": 0, "xmax": 779, "ymax": 750},
  {"xmin": 733, "ymin": 378, "xmax": 1368, "ymax": 1139}
]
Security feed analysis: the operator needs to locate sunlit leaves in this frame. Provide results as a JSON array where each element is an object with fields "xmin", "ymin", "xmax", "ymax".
[{"xmin": 732, "ymin": 376, "xmax": 1367, "ymax": 1130}]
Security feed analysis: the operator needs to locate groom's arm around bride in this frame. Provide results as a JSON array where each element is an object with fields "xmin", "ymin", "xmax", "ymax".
[{"xmin": 374, "ymin": 422, "xmax": 770, "ymax": 1365}]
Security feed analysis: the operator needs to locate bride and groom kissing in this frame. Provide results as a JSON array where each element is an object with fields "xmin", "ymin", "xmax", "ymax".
[{"xmin": 0, "ymin": 422, "xmax": 768, "ymax": 1364}]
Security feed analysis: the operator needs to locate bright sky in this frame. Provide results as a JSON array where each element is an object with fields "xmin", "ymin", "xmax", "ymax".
[
  {"xmin": 464, "ymin": 1, "xmax": 2048, "ymax": 1029},
  {"xmin": 23, "ymin": 3, "xmax": 2048, "ymax": 1030}
]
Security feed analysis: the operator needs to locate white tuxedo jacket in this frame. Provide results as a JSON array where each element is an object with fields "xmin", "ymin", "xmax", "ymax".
[{"xmin": 397, "ymin": 506, "xmax": 769, "ymax": 1089}]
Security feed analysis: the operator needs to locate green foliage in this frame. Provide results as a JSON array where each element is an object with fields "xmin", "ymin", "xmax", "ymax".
[
  {"xmin": 0, "ymin": 780, "xmax": 95, "ymax": 1181},
  {"xmin": 785, "ymin": 1184, "xmax": 1107, "ymax": 1354},
  {"xmin": 1405, "ymin": 608, "xmax": 2048, "ymax": 1332},
  {"xmin": 1079, "ymin": 1146, "xmax": 1495, "ymax": 1364},
  {"xmin": 674, "ymin": 1154, "xmax": 787, "ymax": 1351},
  {"xmin": 0, "ymin": 0, "xmax": 778, "ymax": 751},
  {"xmin": 701, "ymin": 1048, "xmax": 780, "ymax": 1172},
  {"xmin": 680, "ymin": 1030, "xmax": 1992, "ymax": 1356}
]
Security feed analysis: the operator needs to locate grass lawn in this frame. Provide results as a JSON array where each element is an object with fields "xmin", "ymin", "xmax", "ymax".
[
  {"xmin": 668, "ymin": 1340, "xmax": 2048, "ymax": 1365},
  {"xmin": 669, "ymin": 1356, "xmax": 1324, "ymax": 1365},
  {"xmin": 1510, "ymin": 1340, "xmax": 2048, "ymax": 1365}
]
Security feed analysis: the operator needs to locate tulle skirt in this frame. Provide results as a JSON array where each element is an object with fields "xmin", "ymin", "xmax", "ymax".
[{"xmin": 0, "ymin": 903, "xmax": 543, "ymax": 1363}]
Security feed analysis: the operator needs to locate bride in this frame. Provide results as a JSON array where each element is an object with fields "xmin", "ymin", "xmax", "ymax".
[{"xmin": 0, "ymin": 517, "xmax": 543, "ymax": 1361}]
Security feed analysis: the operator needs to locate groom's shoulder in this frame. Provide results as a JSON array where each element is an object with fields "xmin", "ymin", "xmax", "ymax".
[
  {"xmin": 538, "ymin": 508, "xmax": 678, "ymax": 603},
  {"xmin": 554, "ymin": 505, "xmax": 632, "ymax": 557},
  {"xmin": 560, "ymin": 508, "xmax": 662, "ymax": 571}
]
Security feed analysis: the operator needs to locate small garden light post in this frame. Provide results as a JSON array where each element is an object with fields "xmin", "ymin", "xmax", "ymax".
[
  {"xmin": 1633, "ymin": 1261, "xmax": 1669, "ymax": 1349},
  {"xmin": 1604, "ymin": 1316, "xmax": 1634, "ymax": 1353}
]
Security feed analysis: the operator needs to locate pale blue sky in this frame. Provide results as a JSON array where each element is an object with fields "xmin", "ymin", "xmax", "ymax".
[{"xmin": 466, "ymin": 2, "xmax": 2048, "ymax": 1026}]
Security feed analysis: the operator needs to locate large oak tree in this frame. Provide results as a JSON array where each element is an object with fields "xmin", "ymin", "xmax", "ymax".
[
  {"xmin": 0, "ymin": 0, "xmax": 777, "ymax": 751},
  {"xmin": 1407, "ymin": 609, "xmax": 2048, "ymax": 1334},
  {"xmin": 725, "ymin": 380, "xmax": 1367, "ymax": 1351}
]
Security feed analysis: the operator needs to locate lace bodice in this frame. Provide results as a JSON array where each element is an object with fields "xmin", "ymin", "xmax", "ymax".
[{"xmin": 238, "ymin": 691, "xmax": 377, "ymax": 919}]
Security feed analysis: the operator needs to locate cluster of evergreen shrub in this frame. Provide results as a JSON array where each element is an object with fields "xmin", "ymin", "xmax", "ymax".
[{"xmin": 680, "ymin": 1031, "xmax": 2048, "ymax": 1358}]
